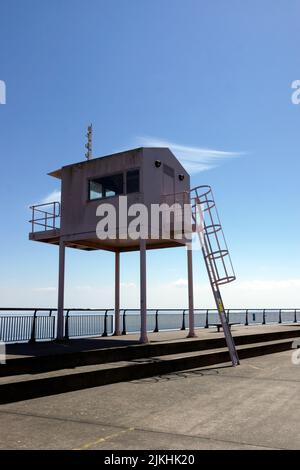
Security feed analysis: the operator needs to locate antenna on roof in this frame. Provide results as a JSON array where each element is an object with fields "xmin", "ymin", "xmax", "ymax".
[{"xmin": 85, "ymin": 124, "xmax": 93, "ymax": 160}]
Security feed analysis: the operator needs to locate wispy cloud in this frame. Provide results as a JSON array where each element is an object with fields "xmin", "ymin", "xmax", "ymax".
[
  {"xmin": 4, "ymin": 277, "xmax": 300, "ymax": 309},
  {"xmin": 120, "ymin": 282, "xmax": 137, "ymax": 289},
  {"xmin": 75, "ymin": 285, "xmax": 93, "ymax": 291},
  {"xmin": 135, "ymin": 136, "xmax": 244, "ymax": 174},
  {"xmin": 40, "ymin": 189, "xmax": 61, "ymax": 204},
  {"xmin": 172, "ymin": 278, "xmax": 188, "ymax": 288},
  {"xmin": 27, "ymin": 189, "xmax": 61, "ymax": 209},
  {"xmin": 233, "ymin": 279, "xmax": 300, "ymax": 291},
  {"xmin": 33, "ymin": 287, "xmax": 57, "ymax": 292}
]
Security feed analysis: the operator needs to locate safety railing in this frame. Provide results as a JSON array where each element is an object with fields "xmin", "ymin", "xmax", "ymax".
[
  {"xmin": 119, "ymin": 308, "xmax": 300, "ymax": 334},
  {"xmin": 29, "ymin": 202, "xmax": 61, "ymax": 232},
  {"xmin": 0, "ymin": 308, "xmax": 299, "ymax": 343},
  {"xmin": 0, "ymin": 308, "xmax": 114, "ymax": 343}
]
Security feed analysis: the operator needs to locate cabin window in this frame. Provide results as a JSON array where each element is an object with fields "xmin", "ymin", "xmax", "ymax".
[
  {"xmin": 126, "ymin": 169, "xmax": 140, "ymax": 194},
  {"xmin": 89, "ymin": 173, "xmax": 124, "ymax": 200}
]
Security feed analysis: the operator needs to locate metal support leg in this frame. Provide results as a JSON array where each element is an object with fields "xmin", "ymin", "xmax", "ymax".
[
  {"xmin": 57, "ymin": 238, "xmax": 65, "ymax": 340},
  {"xmin": 114, "ymin": 251, "xmax": 121, "ymax": 335},
  {"xmin": 187, "ymin": 246, "xmax": 197, "ymax": 338},
  {"xmin": 139, "ymin": 239, "xmax": 148, "ymax": 343}
]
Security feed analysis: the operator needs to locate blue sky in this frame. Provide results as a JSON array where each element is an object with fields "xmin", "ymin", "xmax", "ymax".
[{"xmin": 0, "ymin": 0, "xmax": 299, "ymax": 308}]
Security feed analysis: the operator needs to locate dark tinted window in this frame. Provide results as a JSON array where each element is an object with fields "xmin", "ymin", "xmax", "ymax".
[
  {"xmin": 89, "ymin": 173, "xmax": 124, "ymax": 200},
  {"xmin": 126, "ymin": 169, "xmax": 140, "ymax": 194}
]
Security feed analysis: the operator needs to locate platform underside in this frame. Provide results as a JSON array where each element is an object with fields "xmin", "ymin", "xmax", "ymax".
[{"xmin": 29, "ymin": 229, "xmax": 188, "ymax": 252}]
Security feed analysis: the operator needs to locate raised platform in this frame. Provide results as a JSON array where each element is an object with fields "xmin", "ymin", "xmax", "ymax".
[
  {"xmin": 1, "ymin": 325, "xmax": 300, "ymax": 405},
  {"xmin": 4, "ymin": 324, "xmax": 300, "ymax": 361}
]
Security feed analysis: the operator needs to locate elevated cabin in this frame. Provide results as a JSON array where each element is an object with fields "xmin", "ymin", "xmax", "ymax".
[
  {"xmin": 30, "ymin": 147, "xmax": 190, "ymax": 251},
  {"xmin": 29, "ymin": 147, "xmax": 195, "ymax": 343}
]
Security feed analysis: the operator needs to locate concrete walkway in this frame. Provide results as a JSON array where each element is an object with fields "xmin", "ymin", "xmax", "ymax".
[{"xmin": 0, "ymin": 350, "xmax": 299, "ymax": 449}]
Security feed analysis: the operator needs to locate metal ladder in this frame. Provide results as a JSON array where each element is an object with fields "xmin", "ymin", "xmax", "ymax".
[{"xmin": 190, "ymin": 185, "xmax": 239, "ymax": 366}]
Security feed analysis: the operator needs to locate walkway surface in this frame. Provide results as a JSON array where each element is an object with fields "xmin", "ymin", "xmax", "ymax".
[
  {"xmin": 5, "ymin": 324, "xmax": 300, "ymax": 360},
  {"xmin": 0, "ymin": 350, "xmax": 299, "ymax": 449}
]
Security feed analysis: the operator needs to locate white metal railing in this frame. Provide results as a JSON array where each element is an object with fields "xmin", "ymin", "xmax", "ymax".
[
  {"xmin": 1, "ymin": 308, "xmax": 300, "ymax": 343},
  {"xmin": 29, "ymin": 202, "xmax": 61, "ymax": 232}
]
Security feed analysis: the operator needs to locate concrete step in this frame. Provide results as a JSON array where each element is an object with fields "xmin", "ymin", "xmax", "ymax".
[
  {"xmin": 0, "ymin": 337, "xmax": 297, "ymax": 405},
  {"xmin": 2, "ymin": 327, "xmax": 300, "ymax": 377}
]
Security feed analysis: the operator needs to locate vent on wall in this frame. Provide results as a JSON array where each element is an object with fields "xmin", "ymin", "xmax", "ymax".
[{"xmin": 163, "ymin": 164, "xmax": 175, "ymax": 178}]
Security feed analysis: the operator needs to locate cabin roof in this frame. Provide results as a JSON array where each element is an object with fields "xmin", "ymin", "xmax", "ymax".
[{"xmin": 48, "ymin": 147, "xmax": 173, "ymax": 180}]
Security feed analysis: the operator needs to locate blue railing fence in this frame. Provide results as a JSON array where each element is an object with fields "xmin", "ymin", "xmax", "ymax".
[{"xmin": 0, "ymin": 308, "xmax": 299, "ymax": 343}]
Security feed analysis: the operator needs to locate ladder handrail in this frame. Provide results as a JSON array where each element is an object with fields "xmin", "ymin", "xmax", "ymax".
[{"xmin": 191, "ymin": 188, "xmax": 235, "ymax": 286}]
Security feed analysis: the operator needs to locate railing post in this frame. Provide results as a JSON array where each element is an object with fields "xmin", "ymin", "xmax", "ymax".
[
  {"xmin": 139, "ymin": 239, "xmax": 148, "ymax": 343},
  {"xmin": 57, "ymin": 202, "xmax": 61, "ymax": 228},
  {"xmin": 114, "ymin": 251, "xmax": 121, "ymax": 336},
  {"xmin": 49, "ymin": 309, "xmax": 55, "ymax": 340},
  {"xmin": 102, "ymin": 309, "xmax": 108, "ymax": 337},
  {"xmin": 226, "ymin": 309, "xmax": 230, "ymax": 322},
  {"xmin": 186, "ymin": 247, "xmax": 196, "ymax": 338},
  {"xmin": 0, "ymin": 315, "xmax": 3, "ymax": 342},
  {"xmin": 29, "ymin": 310, "xmax": 37, "ymax": 343},
  {"xmin": 262, "ymin": 309, "xmax": 266, "ymax": 325},
  {"xmin": 32, "ymin": 207, "xmax": 35, "ymax": 233},
  {"xmin": 294, "ymin": 309, "xmax": 298, "ymax": 323},
  {"xmin": 245, "ymin": 309, "xmax": 249, "ymax": 326},
  {"xmin": 205, "ymin": 309, "xmax": 209, "ymax": 328},
  {"xmin": 57, "ymin": 239, "xmax": 66, "ymax": 340},
  {"xmin": 181, "ymin": 309, "xmax": 186, "ymax": 330},
  {"xmin": 153, "ymin": 310, "xmax": 159, "ymax": 333},
  {"xmin": 279, "ymin": 309, "xmax": 282, "ymax": 324},
  {"xmin": 64, "ymin": 310, "xmax": 70, "ymax": 340},
  {"xmin": 122, "ymin": 309, "xmax": 127, "ymax": 335}
]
